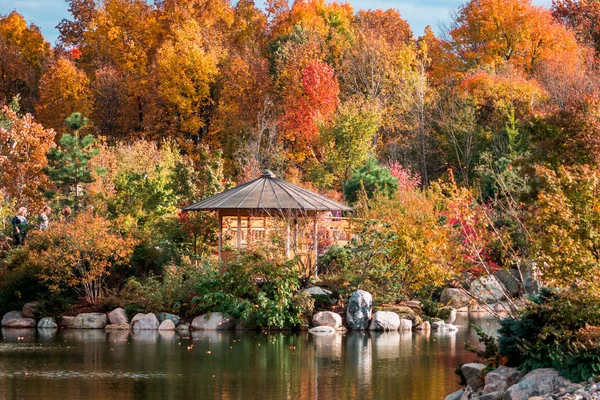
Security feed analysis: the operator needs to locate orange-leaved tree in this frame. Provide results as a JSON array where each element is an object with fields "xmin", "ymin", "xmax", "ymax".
[
  {"xmin": 0, "ymin": 102, "xmax": 55, "ymax": 209},
  {"xmin": 30, "ymin": 212, "xmax": 138, "ymax": 305}
]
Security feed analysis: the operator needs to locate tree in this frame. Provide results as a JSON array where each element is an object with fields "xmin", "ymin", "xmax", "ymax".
[
  {"xmin": 321, "ymin": 99, "xmax": 381, "ymax": 188},
  {"xmin": 447, "ymin": 0, "xmax": 580, "ymax": 74},
  {"xmin": 0, "ymin": 101, "xmax": 55, "ymax": 208},
  {"xmin": 36, "ymin": 57, "xmax": 92, "ymax": 133},
  {"xmin": 31, "ymin": 212, "xmax": 137, "ymax": 304},
  {"xmin": 343, "ymin": 158, "xmax": 398, "ymax": 204},
  {"xmin": 553, "ymin": 0, "xmax": 600, "ymax": 53},
  {"xmin": 45, "ymin": 113, "xmax": 100, "ymax": 211}
]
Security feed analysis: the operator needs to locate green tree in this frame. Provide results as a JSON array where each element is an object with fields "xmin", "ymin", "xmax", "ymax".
[
  {"xmin": 343, "ymin": 158, "xmax": 398, "ymax": 204},
  {"xmin": 45, "ymin": 113, "xmax": 100, "ymax": 211}
]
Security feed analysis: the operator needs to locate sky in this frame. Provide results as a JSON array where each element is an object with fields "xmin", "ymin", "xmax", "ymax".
[{"xmin": 0, "ymin": 0, "xmax": 552, "ymax": 46}]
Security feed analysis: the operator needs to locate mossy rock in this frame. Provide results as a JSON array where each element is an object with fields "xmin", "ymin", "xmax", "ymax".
[{"xmin": 376, "ymin": 306, "xmax": 423, "ymax": 326}]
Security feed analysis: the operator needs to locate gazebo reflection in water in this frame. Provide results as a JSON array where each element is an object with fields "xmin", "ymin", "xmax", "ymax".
[{"xmin": 182, "ymin": 170, "xmax": 354, "ymax": 275}]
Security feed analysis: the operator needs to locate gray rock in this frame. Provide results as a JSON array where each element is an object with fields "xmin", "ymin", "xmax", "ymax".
[
  {"xmin": 308, "ymin": 326, "xmax": 335, "ymax": 335},
  {"xmin": 444, "ymin": 389, "xmax": 464, "ymax": 400},
  {"xmin": 440, "ymin": 288, "xmax": 471, "ymax": 309},
  {"xmin": 379, "ymin": 306, "xmax": 424, "ymax": 326},
  {"xmin": 156, "ymin": 312, "xmax": 181, "ymax": 327},
  {"xmin": 346, "ymin": 290, "xmax": 372, "ymax": 330},
  {"xmin": 399, "ymin": 319, "xmax": 413, "ymax": 330},
  {"xmin": 494, "ymin": 269, "xmax": 523, "ymax": 297},
  {"xmin": 470, "ymin": 275, "xmax": 508, "ymax": 304},
  {"xmin": 462, "ymin": 362, "xmax": 486, "ymax": 391},
  {"xmin": 303, "ymin": 286, "xmax": 332, "ymax": 296},
  {"xmin": 3, "ymin": 317, "xmax": 36, "ymax": 328},
  {"xmin": 176, "ymin": 323, "xmax": 190, "ymax": 332},
  {"xmin": 404, "ymin": 300, "xmax": 422, "ymax": 309},
  {"xmin": 158, "ymin": 319, "xmax": 176, "ymax": 331},
  {"xmin": 132, "ymin": 313, "xmax": 160, "ymax": 330},
  {"xmin": 312, "ymin": 311, "xmax": 342, "ymax": 329},
  {"xmin": 445, "ymin": 324, "xmax": 459, "ymax": 332},
  {"xmin": 69, "ymin": 313, "xmax": 108, "ymax": 329},
  {"xmin": 369, "ymin": 311, "xmax": 400, "ymax": 331},
  {"xmin": 503, "ymin": 368, "xmax": 573, "ymax": 400},
  {"xmin": 191, "ymin": 312, "xmax": 235, "ymax": 330},
  {"xmin": 59, "ymin": 316, "xmax": 74, "ymax": 328},
  {"xmin": 22, "ymin": 301, "xmax": 41, "ymax": 318},
  {"xmin": 131, "ymin": 313, "xmax": 146, "ymax": 325},
  {"xmin": 483, "ymin": 366, "xmax": 523, "ymax": 394},
  {"xmin": 443, "ymin": 307, "xmax": 458, "ymax": 324},
  {"xmin": 105, "ymin": 323, "xmax": 131, "ymax": 331},
  {"xmin": 2, "ymin": 311, "xmax": 23, "ymax": 326},
  {"xmin": 37, "ymin": 317, "xmax": 57, "ymax": 329},
  {"xmin": 108, "ymin": 308, "xmax": 129, "ymax": 325}
]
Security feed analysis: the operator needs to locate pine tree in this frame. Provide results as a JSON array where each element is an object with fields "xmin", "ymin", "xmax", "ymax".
[{"xmin": 46, "ymin": 113, "xmax": 100, "ymax": 211}]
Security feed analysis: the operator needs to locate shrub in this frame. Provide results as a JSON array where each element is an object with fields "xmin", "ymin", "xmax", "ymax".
[{"xmin": 192, "ymin": 249, "xmax": 314, "ymax": 329}]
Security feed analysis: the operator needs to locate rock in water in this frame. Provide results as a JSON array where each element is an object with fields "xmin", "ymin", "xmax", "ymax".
[
  {"xmin": 440, "ymin": 288, "xmax": 471, "ymax": 309},
  {"xmin": 415, "ymin": 321, "xmax": 431, "ymax": 331},
  {"xmin": 308, "ymin": 326, "xmax": 336, "ymax": 336},
  {"xmin": 503, "ymin": 368, "xmax": 573, "ymax": 400},
  {"xmin": 312, "ymin": 311, "xmax": 342, "ymax": 329},
  {"xmin": 158, "ymin": 319, "xmax": 176, "ymax": 331},
  {"xmin": 131, "ymin": 313, "xmax": 146, "ymax": 325},
  {"xmin": 461, "ymin": 363, "xmax": 486, "ymax": 390},
  {"xmin": 3, "ymin": 317, "xmax": 36, "ymax": 328},
  {"xmin": 191, "ymin": 313, "xmax": 235, "ymax": 330},
  {"xmin": 470, "ymin": 275, "xmax": 508, "ymax": 304},
  {"xmin": 377, "ymin": 306, "xmax": 423, "ymax": 326},
  {"xmin": 132, "ymin": 313, "xmax": 160, "ymax": 330},
  {"xmin": 105, "ymin": 323, "xmax": 131, "ymax": 331},
  {"xmin": 444, "ymin": 389, "xmax": 464, "ymax": 400},
  {"xmin": 60, "ymin": 316, "xmax": 74, "ymax": 328},
  {"xmin": 156, "ymin": 312, "xmax": 181, "ymax": 327},
  {"xmin": 22, "ymin": 301, "xmax": 41, "ymax": 318},
  {"xmin": 1, "ymin": 311, "xmax": 24, "ymax": 326},
  {"xmin": 369, "ymin": 311, "xmax": 400, "ymax": 331},
  {"xmin": 346, "ymin": 290, "xmax": 372, "ymax": 330},
  {"xmin": 69, "ymin": 313, "xmax": 108, "ymax": 329},
  {"xmin": 108, "ymin": 308, "xmax": 129, "ymax": 325},
  {"xmin": 399, "ymin": 319, "xmax": 413, "ymax": 330},
  {"xmin": 443, "ymin": 307, "xmax": 457, "ymax": 324},
  {"xmin": 37, "ymin": 317, "xmax": 58, "ymax": 329}
]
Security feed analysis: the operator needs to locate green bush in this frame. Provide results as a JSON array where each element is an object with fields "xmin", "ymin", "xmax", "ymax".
[{"xmin": 192, "ymin": 250, "xmax": 314, "ymax": 329}]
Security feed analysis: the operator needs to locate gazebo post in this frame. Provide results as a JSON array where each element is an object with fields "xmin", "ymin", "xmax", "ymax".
[
  {"xmin": 285, "ymin": 217, "xmax": 291, "ymax": 258},
  {"xmin": 217, "ymin": 210, "xmax": 223, "ymax": 260},
  {"xmin": 237, "ymin": 211, "xmax": 242, "ymax": 249},
  {"xmin": 313, "ymin": 212, "xmax": 319, "ymax": 276}
]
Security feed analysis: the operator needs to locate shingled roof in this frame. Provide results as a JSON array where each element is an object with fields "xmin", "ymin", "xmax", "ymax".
[{"xmin": 182, "ymin": 170, "xmax": 353, "ymax": 213}]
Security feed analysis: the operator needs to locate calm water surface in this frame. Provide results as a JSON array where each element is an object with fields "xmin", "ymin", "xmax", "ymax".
[{"xmin": 0, "ymin": 314, "xmax": 498, "ymax": 400}]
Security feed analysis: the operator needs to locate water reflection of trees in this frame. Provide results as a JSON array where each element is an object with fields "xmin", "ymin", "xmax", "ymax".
[{"xmin": 0, "ymin": 314, "xmax": 499, "ymax": 399}]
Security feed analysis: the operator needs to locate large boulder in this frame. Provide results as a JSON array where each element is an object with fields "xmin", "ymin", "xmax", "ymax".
[
  {"xmin": 60, "ymin": 316, "xmax": 74, "ymax": 328},
  {"xmin": 312, "ymin": 311, "xmax": 342, "ymax": 329},
  {"xmin": 399, "ymin": 319, "xmax": 413, "ymax": 330},
  {"xmin": 494, "ymin": 270, "xmax": 522, "ymax": 298},
  {"xmin": 461, "ymin": 363, "xmax": 486, "ymax": 391},
  {"xmin": 3, "ymin": 317, "xmax": 36, "ymax": 328},
  {"xmin": 132, "ymin": 313, "xmax": 160, "ymax": 330},
  {"xmin": 22, "ymin": 301, "xmax": 41, "ymax": 318},
  {"xmin": 369, "ymin": 311, "xmax": 400, "ymax": 331},
  {"xmin": 108, "ymin": 308, "xmax": 129, "ymax": 325},
  {"xmin": 105, "ymin": 323, "xmax": 131, "ymax": 331},
  {"xmin": 378, "ymin": 306, "xmax": 423, "ymax": 326},
  {"xmin": 470, "ymin": 275, "xmax": 508, "ymax": 304},
  {"xmin": 503, "ymin": 368, "xmax": 573, "ymax": 400},
  {"xmin": 2, "ymin": 311, "xmax": 24, "ymax": 326},
  {"xmin": 69, "ymin": 313, "xmax": 108, "ymax": 329},
  {"xmin": 157, "ymin": 312, "xmax": 181, "ymax": 327},
  {"xmin": 442, "ymin": 307, "xmax": 457, "ymax": 324},
  {"xmin": 158, "ymin": 319, "xmax": 176, "ymax": 331},
  {"xmin": 303, "ymin": 286, "xmax": 332, "ymax": 296},
  {"xmin": 415, "ymin": 321, "xmax": 431, "ymax": 331},
  {"xmin": 440, "ymin": 288, "xmax": 471, "ymax": 309},
  {"xmin": 191, "ymin": 312, "xmax": 235, "ymax": 330},
  {"xmin": 483, "ymin": 366, "xmax": 523, "ymax": 394},
  {"xmin": 37, "ymin": 317, "xmax": 57, "ymax": 329},
  {"xmin": 131, "ymin": 313, "xmax": 146, "ymax": 325},
  {"xmin": 346, "ymin": 290, "xmax": 373, "ymax": 330}
]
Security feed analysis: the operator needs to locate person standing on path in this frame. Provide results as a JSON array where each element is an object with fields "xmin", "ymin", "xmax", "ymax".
[{"xmin": 12, "ymin": 207, "xmax": 28, "ymax": 246}]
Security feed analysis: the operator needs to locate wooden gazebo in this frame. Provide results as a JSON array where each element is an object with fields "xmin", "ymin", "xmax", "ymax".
[{"xmin": 182, "ymin": 170, "xmax": 353, "ymax": 272}]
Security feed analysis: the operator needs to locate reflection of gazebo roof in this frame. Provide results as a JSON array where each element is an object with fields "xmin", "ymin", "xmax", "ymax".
[{"xmin": 182, "ymin": 170, "xmax": 353, "ymax": 214}]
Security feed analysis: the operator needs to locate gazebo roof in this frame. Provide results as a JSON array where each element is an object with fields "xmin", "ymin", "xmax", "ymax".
[{"xmin": 182, "ymin": 170, "xmax": 353, "ymax": 213}]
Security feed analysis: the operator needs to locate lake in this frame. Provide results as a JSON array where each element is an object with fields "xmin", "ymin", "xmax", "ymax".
[{"xmin": 0, "ymin": 313, "xmax": 498, "ymax": 399}]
